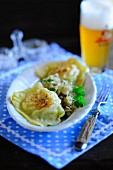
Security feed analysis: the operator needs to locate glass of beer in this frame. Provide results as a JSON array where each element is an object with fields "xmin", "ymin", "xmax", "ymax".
[{"xmin": 80, "ymin": 0, "xmax": 113, "ymax": 75}]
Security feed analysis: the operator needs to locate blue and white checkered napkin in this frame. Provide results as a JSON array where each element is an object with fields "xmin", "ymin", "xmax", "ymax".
[{"xmin": 0, "ymin": 43, "xmax": 113, "ymax": 169}]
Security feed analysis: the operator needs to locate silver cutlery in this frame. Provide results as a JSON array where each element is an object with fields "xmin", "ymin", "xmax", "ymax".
[{"xmin": 75, "ymin": 84, "xmax": 112, "ymax": 151}]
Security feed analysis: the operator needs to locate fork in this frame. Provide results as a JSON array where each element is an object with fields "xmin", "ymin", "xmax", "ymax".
[{"xmin": 75, "ymin": 84, "xmax": 112, "ymax": 151}]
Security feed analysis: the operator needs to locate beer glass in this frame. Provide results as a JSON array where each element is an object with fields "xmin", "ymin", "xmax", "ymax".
[{"xmin": 80, "ymin": 0, "xmax": 113, "ymax": 74}]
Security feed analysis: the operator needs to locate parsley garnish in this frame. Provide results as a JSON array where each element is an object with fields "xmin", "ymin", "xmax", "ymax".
[
  {"xmin": 49, "ymin": 87, "xmax": 56, "ymax": 91},
  {"xmin": 73, "ymin": 86, "xmax": 85, "ymax": 96},
  {"xmin": 72, "ymin": 86, "xmax": 87, "ymax": 108},
  {"xmin": 43, "ymin": 79, "xmax": 53, "ymax": 83}
]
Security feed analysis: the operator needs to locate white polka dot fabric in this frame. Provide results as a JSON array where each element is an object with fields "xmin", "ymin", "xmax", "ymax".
[{"xmin": 0, "ymin": 43, "xmax": 113, "ymax": 169}]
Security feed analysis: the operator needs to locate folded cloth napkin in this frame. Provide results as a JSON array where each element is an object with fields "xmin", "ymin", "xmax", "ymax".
[{"xmin": 0, "ymin": 43, "xmax": 113, "ymax": 169}]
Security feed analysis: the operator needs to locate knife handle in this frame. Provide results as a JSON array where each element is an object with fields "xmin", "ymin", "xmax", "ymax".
[{"xmin": 75, "ymin": 109, "xmax": 100, "ymax": 151}]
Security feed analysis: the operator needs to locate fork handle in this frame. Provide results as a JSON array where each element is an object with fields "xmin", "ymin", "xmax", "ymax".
[{"xmin": 75, "ymin": 109, "xmax": 100, "ymax": 151}]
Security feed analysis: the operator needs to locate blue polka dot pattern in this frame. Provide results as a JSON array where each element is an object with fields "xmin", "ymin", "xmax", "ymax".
[{"xmin": 0, "ymin": 43, "xmax": 113, "ymax": 169}]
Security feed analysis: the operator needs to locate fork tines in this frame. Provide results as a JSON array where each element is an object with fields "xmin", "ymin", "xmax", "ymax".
[{"xmin": 97, "ymin": 84, "xmax": 112, "ymax": 102}]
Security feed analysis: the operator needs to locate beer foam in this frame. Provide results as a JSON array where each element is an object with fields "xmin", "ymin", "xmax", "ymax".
[{"xmin": 80, "ymin": 1, "xmax": 113, "ymax": 30}]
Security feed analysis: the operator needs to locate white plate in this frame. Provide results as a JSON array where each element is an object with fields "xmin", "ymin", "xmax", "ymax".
[{"xmin": 6, "ymin": 61, "xmax": 97, "ymax": 132}]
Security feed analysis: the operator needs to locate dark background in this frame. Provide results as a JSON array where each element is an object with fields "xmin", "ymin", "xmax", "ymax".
[
  {"xmin": 1, "ymin": 0, "xmax": 113, "ymax": 170},
  {"xmin": 0, "ymin": 0, "xmax": 81, "ymax": 55}
]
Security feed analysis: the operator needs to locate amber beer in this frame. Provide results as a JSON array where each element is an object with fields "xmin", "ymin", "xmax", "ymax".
[
  {"xmin": 80, "ymin": 25, "xmax": 112, "ymax": 67},
  {"xmin": 80, "ymin": 0, "xmax": 113, "ymax": 74}
]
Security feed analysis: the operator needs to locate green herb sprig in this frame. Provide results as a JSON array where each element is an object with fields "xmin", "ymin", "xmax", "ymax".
[{"xmin": 72, "ymin": 86, "xmax": 87, "ymax": 108}]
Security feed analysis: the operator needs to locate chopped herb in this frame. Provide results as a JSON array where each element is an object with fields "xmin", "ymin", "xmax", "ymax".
[
  {"xmin": 49, "ymin": 87, "xmax": 56, "ymax": 91},
  {"xmin": 43, "ymin": 79, "xmax": 48, "ymax": 82},
  {"xmin": 67, "ymin": 80, "xmax": 71, "ymax": 84},
  {"xmin": 43, "ymin": 79, "xmax": 53, "ymax": 83}
]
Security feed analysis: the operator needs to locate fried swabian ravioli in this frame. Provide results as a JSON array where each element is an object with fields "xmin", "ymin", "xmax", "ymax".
[
  {"xmin": 37, "ymin": 59, "xmax": 79, "ymax": 83},
  {"xmin": 11, "ymin": 82, "xmax": 65, "ymax": 126},
  {"xmin": 36, "ymin": 58, "xmax": 88, "ymax": 86}
]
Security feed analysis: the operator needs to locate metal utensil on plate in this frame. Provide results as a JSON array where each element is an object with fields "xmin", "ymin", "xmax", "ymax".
[{"xmin": 75, "ymin": 84, "xmax": 112, "ymax": 151}]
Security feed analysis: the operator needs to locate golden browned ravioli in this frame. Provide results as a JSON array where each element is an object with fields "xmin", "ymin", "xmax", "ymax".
[
  {"xmin": 11, "ymin": 82, "xmax": 65, "ymax": 126},
  {"xmin": 36, "ymin": 58, "xmax": 88, "ymax": 86}
]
